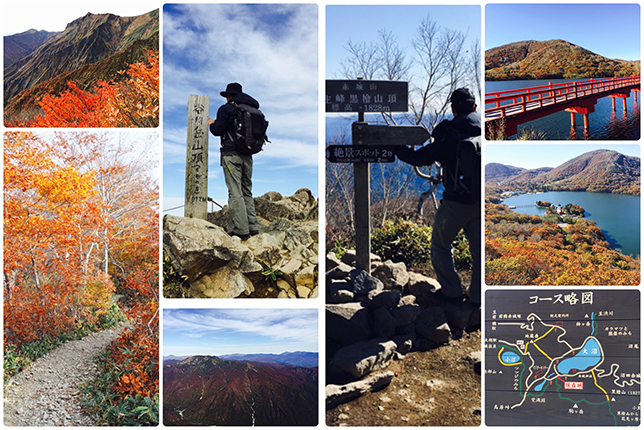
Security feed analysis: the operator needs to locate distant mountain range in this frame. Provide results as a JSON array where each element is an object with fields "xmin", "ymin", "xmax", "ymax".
[
  {"xmin": 486, "ymin": 150, "xmax": 640, "ymax": 195},
  {"xmin": 4, "ymin": 9, "xmax": 158, "ymax": 119},
  {"xmin": 4, "ymin": 29, "xmax": 58, "ymax": 67},
  {"xmin": 219, "ymin": 351, "xmax": 318, "ymax": 368},
  {"xmin": 163, "ymin": 355, "xmax": 318, "ymax": 426},
  {"xmin": 163, "ymin": 351, "xmax": 318, "ymax": 368},
  {"xmin": 486, "ymin": 39, "xmax": 640, "ymax": 81}
]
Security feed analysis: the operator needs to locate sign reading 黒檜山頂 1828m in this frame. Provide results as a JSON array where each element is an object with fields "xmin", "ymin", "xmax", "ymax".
[{"xmin": 325, "ymin": 80, "xmax": 408, "ymax": 113}]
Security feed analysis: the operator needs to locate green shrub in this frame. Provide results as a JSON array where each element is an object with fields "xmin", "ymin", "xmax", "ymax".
[
  {"xmin": 163, "ymin": 252, "xmax": 189, "ymax": 298},
  {"xmin": 453, "ymin": 230, "xmax": 472, "ymax": 271},
  {"xmin": 371, "ymin": 219, "xmax": 433, "ymax": 267}
]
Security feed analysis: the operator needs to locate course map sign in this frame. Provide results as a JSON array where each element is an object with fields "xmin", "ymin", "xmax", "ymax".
[
  {"xmin": 485, "ymin": 289, "xmax": 640, "ymax": 426},
  {"xmin": 326, "ymin": 80, "xmax": 408, "ymax": 113}
]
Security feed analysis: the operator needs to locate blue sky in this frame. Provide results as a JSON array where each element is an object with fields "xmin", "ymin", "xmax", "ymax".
[
  {"xmin": 326, "ymin": 5, "xmax": 481, "ymax": 128},
  {"xmin": 163, "ymin": 309, "xmax": 318, "ymax": 357},
  {"xmin": 326, "ymin": 5, "xmax": 481, "ymax": 80},
  {"xmin": 3, "ymin": 2, "xmax": 157, "ymax": 35},
  {"xmin": 486, "ymin": 4, "xmax": 640, "ymax": 61},
  {"xmin": 486, "ymin": 143, "xmax": 640, "ymax": 170},
  {"xmin": 162, "ymin": 4, "xmax": 318, "ymax": 216}
]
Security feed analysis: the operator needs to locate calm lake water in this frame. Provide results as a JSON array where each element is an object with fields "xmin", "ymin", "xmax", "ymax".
[
  {"xmin": 486, "ymin": 79, "xmax": 640, "ymax": 140},
  {"xmin": 501, "ymin": 191, "xmax": 640, "ymax": 257}
]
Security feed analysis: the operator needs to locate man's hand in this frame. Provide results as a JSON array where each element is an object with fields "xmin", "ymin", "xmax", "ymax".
[{"xmin": 208, "ymin": 117, "xmax": 214, "ymax": 125}]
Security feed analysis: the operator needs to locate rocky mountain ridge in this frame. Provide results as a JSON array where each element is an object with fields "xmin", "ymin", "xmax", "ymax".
[
  {"xmin": 4, "ymin": 9, "xmax": 159, "ymax": 110},
  {"xmin": 486, "ymin": 39, "xmax": 640, "ymax": 80},
  {"xmin": 163, "ymin": 355, "xmax": 317, "ymax": 426},
  {"xmin": 4, "ymin": 29, "xmax": 58, "ymax": 67}
]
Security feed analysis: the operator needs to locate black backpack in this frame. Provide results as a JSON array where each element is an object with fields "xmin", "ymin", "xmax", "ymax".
[
  {"xmin": 450, "ymin": 135, "xmax": 481, "ymax": 204},
  {"xmin": 227, "ymin": 102, "xmax": 269, "ymax": 155}
]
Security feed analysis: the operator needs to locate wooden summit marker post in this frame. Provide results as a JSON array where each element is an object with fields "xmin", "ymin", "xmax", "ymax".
[
  {"xmin": 185, "ymin": 94, "xmax": 210, "ymax": 219},
  {"xmin": 326, "ymin": 80, "xmax": 429, "ymax": 273}
]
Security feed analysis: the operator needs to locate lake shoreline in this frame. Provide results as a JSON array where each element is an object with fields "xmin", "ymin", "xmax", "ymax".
[{"xmin": 499, "ymin": 191, "xmax": 640, "ymax": 257}]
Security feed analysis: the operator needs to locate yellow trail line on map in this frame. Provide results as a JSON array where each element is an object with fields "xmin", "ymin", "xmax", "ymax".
[
  {"xmin": 531, "ymin": 326, "xmax": 555, "ymax": 361},
  {"xmin": 498, "ymin": 347, "xmax": 522, "ymax": 366},
  {"xmin": 592, "ymin": 370, "xmax": 610, "ymax": 402}
]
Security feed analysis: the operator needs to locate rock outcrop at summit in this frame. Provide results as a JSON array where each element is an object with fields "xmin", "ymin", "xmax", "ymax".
[
  {"xmin": 325, "ymin": 250, "xmax": 480, "ymax": 407},
  {"xmin": 163, "ymin": 189, "xmax": 318, "ymax": 298}
]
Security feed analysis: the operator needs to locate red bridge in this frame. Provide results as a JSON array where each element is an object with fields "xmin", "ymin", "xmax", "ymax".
[{"xmin": 485, "ymin": 76, "xmax": 640, "ymax": 137}]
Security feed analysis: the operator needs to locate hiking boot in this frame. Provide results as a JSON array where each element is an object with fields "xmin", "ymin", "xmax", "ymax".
[
  {"xmin": 229, "ymin": 232, "xmax": 250, "ymax": 241},
  {"xmin": 250, "ymin": 230, "xmax": 260, "ymax": 236}
]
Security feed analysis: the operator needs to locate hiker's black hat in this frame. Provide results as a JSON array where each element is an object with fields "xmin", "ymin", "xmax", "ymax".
[
  {"xmin": 450, "ymin": 87, "xmax": 475, "ymax": 105},
  {"xmin": 220, "ymin": 82, "xmax": 242, "ymax": 97}
]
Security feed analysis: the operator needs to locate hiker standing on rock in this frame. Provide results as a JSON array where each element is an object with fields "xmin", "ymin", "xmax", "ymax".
[
  {"xmin": 209, "ymin": 82, "xmax": 265, "ymax": 241},
  {"xmin": 395, "ymin": 87, "xmax": 481, "ymax": 306}
]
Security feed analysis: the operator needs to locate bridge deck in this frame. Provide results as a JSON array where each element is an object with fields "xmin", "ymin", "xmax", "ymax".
[{"xmin": 485, "ymin": 76, "xmax": 640, "ymax": 121}]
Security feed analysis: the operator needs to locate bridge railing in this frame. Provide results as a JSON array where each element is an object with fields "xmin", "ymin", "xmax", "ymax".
[{"xmin": 485, "ymin": 76, "xmax": 640, "ymax": 120}]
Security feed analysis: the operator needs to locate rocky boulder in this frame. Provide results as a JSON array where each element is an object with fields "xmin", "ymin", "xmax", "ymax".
[{"xmin": 164, "ymin": 189, "xmax": 318, "ymax": 298}]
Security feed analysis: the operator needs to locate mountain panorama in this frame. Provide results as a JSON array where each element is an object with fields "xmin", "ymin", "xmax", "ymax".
[
  {"xmin": 3, "ymin": 9, "xmax": 159, "ymax": 120},
  {"xmin": 485, "ymin": 39, "xmax": 640, "ymax": 81},
  {"xmin": 163, "ymin": 354, "xmax": 318, "ymax": 426},
  {"xmin": 486, "ymin": 149, "xmax": 640, "ymax": 196}
]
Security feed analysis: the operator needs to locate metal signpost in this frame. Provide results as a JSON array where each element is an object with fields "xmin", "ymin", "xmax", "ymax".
[{"xmin": 326, "ymin": 80, "xmax": 430, "ymax": 273}]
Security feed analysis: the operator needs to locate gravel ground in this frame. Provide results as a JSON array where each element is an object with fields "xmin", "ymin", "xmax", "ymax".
[
  {"xmin": 327, "ymin": 330, "xmax": 481, "ymax": 427},
  {"xmin": 3, "ymin": 325, "xmax": 125, "ymax": 426}
]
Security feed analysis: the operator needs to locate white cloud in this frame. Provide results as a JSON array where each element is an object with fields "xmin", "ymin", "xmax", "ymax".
[
  {"xmin": 163, "ymin": 4, "xmax": 318, "ymax": 171},
  {"xmin": 164, "ymin": 309, "xmax": 318, "ymax": 344}
]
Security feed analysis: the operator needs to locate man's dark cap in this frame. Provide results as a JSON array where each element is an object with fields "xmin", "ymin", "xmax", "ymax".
[
  {"xmin": 450, "ymin": 87, "xmax": 475, "ymax": 105},
  {"xmin": 220, "ymin": 82, "xmax": 242, "ymax": 97}
]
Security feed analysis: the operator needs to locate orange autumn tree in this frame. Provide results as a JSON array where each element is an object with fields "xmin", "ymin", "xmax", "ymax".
[
  {"xmin": 4, "ymin": 132, "xmax": 103, "ymax": 345},
  {"xmin": 4, "ymin": 131, "xmax": 159, "ymax": 410},
  {"xmin": 48, "ymin": 132, "xmax": 160, "ymax": 402},
  {"xmin": 20, "ymin": 50, "xmax": 159, "ymax": 128}
]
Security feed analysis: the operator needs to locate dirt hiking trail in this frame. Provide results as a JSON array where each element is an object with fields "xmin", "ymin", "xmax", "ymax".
[{"xmin": 3, "ymin": 325, "xmax": 126, "ymax": 426}]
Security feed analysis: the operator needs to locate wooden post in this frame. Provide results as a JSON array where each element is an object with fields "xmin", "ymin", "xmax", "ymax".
[
  {"xmin": 185, "ymin": 94, "xmax": 210, "ymax": 219},
  {"xmin": 570, "ymin": 112, "xmax": 576, "ymax": 127}
]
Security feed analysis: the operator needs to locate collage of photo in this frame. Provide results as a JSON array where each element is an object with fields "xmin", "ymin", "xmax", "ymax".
[{"xmin": 2, "ymin": 1, "xmax": 641, "ymax": 428}]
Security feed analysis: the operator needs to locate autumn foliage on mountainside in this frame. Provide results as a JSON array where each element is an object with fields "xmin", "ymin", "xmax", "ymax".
[
  {"xmin": 485, "ymin": 204, "xmax": 640, "ymax": 285},
  {"xmin": 4, "ymin": 132, "xmax": 159, "ymax": 415},
  {"xmin": 485, "ymin": 40, "xmax": 640, "ymax": 81},
  {"xmin": 6, "ymin": 50, "xmax": 158, "ymax": 128}
]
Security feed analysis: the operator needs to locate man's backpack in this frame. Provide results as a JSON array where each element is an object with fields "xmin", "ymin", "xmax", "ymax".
[
  {"xmin": 228, "ymin": 102, "xmax": 269, "ymax": 155},
  {"xmin": 450, "ymin": 135, "xmax": 481, "ymax": 204}
]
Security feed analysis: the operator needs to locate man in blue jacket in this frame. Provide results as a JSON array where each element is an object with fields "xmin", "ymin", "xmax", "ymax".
[
  {"xmin": 208, "ymin": 82, "xmax": 260, "ymax": 241},
  {"xmin": 395, "ymin": 88, "xmax": 481, "ymax": 306}
]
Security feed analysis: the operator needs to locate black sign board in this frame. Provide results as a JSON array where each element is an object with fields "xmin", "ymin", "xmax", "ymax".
[
  {"xmin": 352, "ymin": 122, "xmax": 430, "ymax": 146},
  {"xmin": 326, "ymin": 145, "xmax": 395, "ymax": 163},
  {"xmin": 326, "ymin": 80, "xmax": 408, "ymax": 113}
]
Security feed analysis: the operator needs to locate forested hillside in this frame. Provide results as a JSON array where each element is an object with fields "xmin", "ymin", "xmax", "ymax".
[{"xmin": 486, "ymin": 39, "xmax": 640, "ymax": 80}]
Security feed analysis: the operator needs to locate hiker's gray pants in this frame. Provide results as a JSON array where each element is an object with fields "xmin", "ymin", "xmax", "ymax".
[
  {"xmin": 222, "ymin": 152, "xmax": 259, "ymax": 235},
  {"xmin": 431, "ymin": 199, "xmax": 481, "ymax": 303}
]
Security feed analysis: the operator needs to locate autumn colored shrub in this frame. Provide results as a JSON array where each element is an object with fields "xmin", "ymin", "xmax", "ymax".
[
  {"xmin": 84, "ymin": 266, "xmax": 159, "ymax": 426},
  {"xmin": 75, "ymin": 272, "xmax": 116, "ymax": 324},
  {"xmin": 10, "ymin": 51, "xmax": 159, "ymax": 128},
  {"xmin": 485, "ymin": 203, "xmax": 640, "ymax": 285}
]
